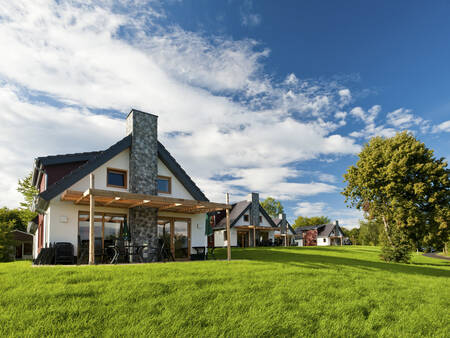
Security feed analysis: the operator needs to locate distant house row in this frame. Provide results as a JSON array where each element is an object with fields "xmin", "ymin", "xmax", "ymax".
[
  {"xmin": 25, "ymin": 110, "xmax": 345, "ymax": 264},
  {"xmin": 210, "ymin": 193, "xmax": 346, "ymax": 248}
]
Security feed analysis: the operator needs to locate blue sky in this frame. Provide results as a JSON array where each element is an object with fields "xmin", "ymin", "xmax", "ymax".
[{"xmin": 0, "ymin": 1, "xmax": 449, "ymax": 228}]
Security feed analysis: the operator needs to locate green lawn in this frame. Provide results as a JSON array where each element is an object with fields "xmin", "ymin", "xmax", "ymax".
[{"xmin": 1, "ymin": 247, "xmax": 449, "ymax": 337}]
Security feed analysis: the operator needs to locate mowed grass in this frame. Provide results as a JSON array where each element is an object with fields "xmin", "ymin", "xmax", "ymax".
[{"xmin": 0, "ymin": 247, "xmax": 449, "ymax": 337}]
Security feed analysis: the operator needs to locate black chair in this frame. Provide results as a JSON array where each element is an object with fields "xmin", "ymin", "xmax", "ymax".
[
  {"xmin": 54, "ymin": 242, "xmax": 75, "ymax": 265},
  {"xmin": 158, "ymin": 239, "xmax": 174, "ymax": 262}
]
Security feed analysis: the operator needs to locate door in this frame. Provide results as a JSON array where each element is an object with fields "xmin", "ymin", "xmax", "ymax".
[
  {"xmin": 158, "ymin": 217, "xmax": 191, "ymax": 260},
  {"xmin": 237, "ymin": 231, "xmax": 249, "ymax": 248}
]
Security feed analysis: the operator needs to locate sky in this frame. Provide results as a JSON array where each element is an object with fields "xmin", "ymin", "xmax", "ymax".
[{"xmin": 0, "ymin": 0, "xmax": 449, "ymax": 228}]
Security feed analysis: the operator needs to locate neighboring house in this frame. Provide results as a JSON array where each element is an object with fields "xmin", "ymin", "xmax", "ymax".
[
  {"xmin": 272, "ymin": 216, "xmax": 296, "ymax": 246},
  {"xmin": 212, "ymin": 193, "xmax": 280, "ymax": 247},
  {"xmin": 294, "ymin": 221, "xmax": 345, "ymax": 246},
  {"xmin": 11, "ymin": 230, "xmax": 33, "ymax": 260},
  {"xmin": 29, "ymin": 109, "xmax": 228, "ymax": 263}
]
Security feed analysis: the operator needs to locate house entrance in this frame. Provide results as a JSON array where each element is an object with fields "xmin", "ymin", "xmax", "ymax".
[
  {"xmin": 157, "ymin": 217, "xmax": 191, "ymax": 260},
  {"xmin": 237, "ymin": 231, "xmax": 249, "ymax": 248}
]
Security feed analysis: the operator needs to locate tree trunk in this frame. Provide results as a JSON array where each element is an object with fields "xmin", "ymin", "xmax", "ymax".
[{"xmin": 382, "ymin": 215, "xmax": 393, "ymax": 245}]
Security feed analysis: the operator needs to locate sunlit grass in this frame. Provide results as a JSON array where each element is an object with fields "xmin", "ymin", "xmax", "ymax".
[{"xmin": 1, "ymin": 246, "xmax": 449, "ymax": 337}]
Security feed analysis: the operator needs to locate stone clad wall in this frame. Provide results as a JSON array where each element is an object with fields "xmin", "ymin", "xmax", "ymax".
[
  {"xmin": 250, "ymin": 192, "xmax": 260, "ymax": 226},
  {"xmin": 126, "ymin": 110, "xmax": 159, "ymax": 262}
]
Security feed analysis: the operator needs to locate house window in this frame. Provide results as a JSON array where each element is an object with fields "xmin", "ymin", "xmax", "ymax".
[
  {"xmin": 323, "ymin": 238, "xmax": 326, "ymax": 243},
  {"xmin": 224, "ymin": 230, "xmax": 227, "ymax": 242},
  {"xmin": 107, "ymin": 168, "xmax": 127, "ymax": 188},
  {"xmin": 243, "ymin": 214, "xmax": 249, "ymax": 222},
  {"xmin": 78, "ymin": 212, "xmax": 127, "ymax": 262},
  {"xmin": 157, "ymin": 176, "xmax": 171, "ymax": 194},
  {"xmin": 259, "ymin": 216, "xmax": 262, "ymax": 223}
]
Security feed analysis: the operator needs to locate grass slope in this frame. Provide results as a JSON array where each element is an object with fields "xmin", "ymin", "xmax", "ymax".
[{"xmin": 1, "ymin": 247, "xmax": 449, "ymax": 337}]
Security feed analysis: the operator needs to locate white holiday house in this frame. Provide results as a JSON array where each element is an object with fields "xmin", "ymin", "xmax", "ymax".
[{"xmin": 29, "ymin": 109, "xmax": 230, "ymax": 263}]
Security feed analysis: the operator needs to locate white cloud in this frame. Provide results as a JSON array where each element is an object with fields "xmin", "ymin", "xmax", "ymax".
[
  {"xmin": 294, "ymin": 202, "xmax": 327, "ymax": 217},
  {"xmin": 432, "ymin": 120, "xmax": 450, "ymax": 133},
  {"xmin": 386, "ymin": 108, "xmax": 424, "ymax": 129},
  {"xmin": 0, "ymin": 0, "xmax": 362, "ymax": 208},
  {"xmin": 240, "ymin": 0, "xmax": 262, "ymax": 27},
  {"xmin": 292, "ymin": 201, "xmax": 363, "ymax": 229}
]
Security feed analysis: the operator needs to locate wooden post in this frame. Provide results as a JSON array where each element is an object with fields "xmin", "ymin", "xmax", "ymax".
[
  {"xmin": 89, "ymin": 174, "xmax": 95, "ymax": 265},
  {"xmin": 253, "ymin": 227, "xmax": 256, "ymax": 247},
  {"xmin": 226, "ymin": 193, "xmax": 231, "ymax": 261},
  {"xmin": 341, "ymin": 236, "xmax": 343, "ymax": 246}
]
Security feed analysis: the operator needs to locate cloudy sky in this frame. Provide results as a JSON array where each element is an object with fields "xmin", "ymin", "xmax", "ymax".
[{"xmin": 1, "ymin": 0, "xmax": 449, "ymax": 228}]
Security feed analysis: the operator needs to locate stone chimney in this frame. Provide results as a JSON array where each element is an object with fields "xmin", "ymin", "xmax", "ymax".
[
  {"xmin": 250, "ymin": 192, "xmax": 260, "ymax": 226},
  {"xmin": 126, "ymin": 109, "xmax": 158, "ymax": 262},
  {"xmin": 280, "ymin": 213, "xmax": 287, "ymax": 234},
  {"xmin": 126, "ymin": 109, "xmax": 158, "ymax": 195}
]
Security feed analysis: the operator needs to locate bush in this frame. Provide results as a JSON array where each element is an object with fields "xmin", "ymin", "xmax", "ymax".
[
  {"xmin": 0, "ymin": 220, "xmax": 15, "ymax": 262},
  {"xmin": 380, "ymin": 243, "xmax": 412, "ymax": 263}
]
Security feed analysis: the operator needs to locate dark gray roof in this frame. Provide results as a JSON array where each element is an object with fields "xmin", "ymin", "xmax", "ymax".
[
  {"xmin": 271, "ymin": 217, "xmax": 296, "ymax": 235},
  {"xmin": 11, "ymin": 229, "xmax": 33, "ymax": 242},
  {"xmin": 295, "ymin": 223, "xmax": 343, "ymax": 237},
  {"xmin": 36, "ymin": 151, "xmax": 102, "ymax": 166},
  {"xmin": 36, "ymin": 134, "xmax": 208, "ymax": 204},
  {"xmin": 215, "ymin": 201, "xmax": 277, "ymax": 229},
  {"xmin": 215, "ymin": 201, "xmax": 251, "ymax": 229}
]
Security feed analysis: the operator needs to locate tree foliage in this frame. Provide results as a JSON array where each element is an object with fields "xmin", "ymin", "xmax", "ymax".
[
  {"xmin": 260, "ymin": 197, "xmax": 284, "ymax": 218},
  {"xmin": 341, "ymin": 227, "xmax": 360, "ymax": 245},
  {"xmin": 0, "ymin": 220, "xmax": 15, "ymax": 262},
  {"xmin": 343, "ymin": 131, "xmax": 450, "ymax": 262},
  {"xmin": 293, "ymin": 216, "xmax": 331, "ymax": 229},
  {"xmin": 17, "ymin": 172, "xmax": 38, "ymax": 211},
  {"xmin": 0, "ymin": 208, "xmax": 29, "ymax": 232},
  {"xmin": 358, "ymin": 219, "xmax": 383, "ymax": 246}
]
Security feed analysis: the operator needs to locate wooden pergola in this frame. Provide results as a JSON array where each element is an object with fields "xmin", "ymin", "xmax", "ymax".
[
  {"xmin": 233, "ymin": 225, "xmax": 280, "ymax": 247},
  {"xmin": 61, "ymin": 174, "xmax": 232, "ymax": 264}
]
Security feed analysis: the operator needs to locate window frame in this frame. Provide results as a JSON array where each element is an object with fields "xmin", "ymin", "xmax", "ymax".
[
  {"xmin": 106, "ymin": 168, "xmax": 128, "ymax": 189},
  {"xmin": 157, "ymin": 175, "xmax": 172, "ymax": 194},
  {"xmin": 243, "ymin": 214, "xmax": 249, "ymax": 222}
]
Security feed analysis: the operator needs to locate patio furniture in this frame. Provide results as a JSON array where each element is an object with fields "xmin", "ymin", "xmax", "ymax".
[
  {"xmin": 158, "ymin": 239, "xmax": 175, "ymax": 262},
  {"xmin": 54, "ymin": 242, "xmax": 75, "ymax": 265},
  {"xmin": 191, "ymin": 246, "xmax": 206, "ymax": 260}
]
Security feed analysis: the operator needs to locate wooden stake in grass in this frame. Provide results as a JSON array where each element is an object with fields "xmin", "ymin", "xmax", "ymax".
[
  {"xmin": 89, "ymin": 174, "xmax": 95, "ymax": 265},
  {"xmin": 226, "ymin": 193, "xmax": 231, "ymax": 261}
]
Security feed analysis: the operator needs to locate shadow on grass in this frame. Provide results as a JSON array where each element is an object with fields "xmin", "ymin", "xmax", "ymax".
[{"xmin": 215, "ymin": 248, "xmax": 450, "ymax": 278}]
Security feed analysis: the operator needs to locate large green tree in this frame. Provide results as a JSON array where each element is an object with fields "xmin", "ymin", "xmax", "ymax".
[
  {"xmin": 343, "ymin": 131, "xmax": 450, "ymax": 260},
  {"xmin": 260, "ymin": 197, "xmax": 284, "ymax": 218},
  {"xmin": 292, "ymin": 216, "xmax": 331, "ymax": 229},
  {"xmin": 358, "ymin": 219, "xmax": 383, "ymax": 246}
]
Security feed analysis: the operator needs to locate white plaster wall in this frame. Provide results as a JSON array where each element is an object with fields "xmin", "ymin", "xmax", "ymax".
[
  {"xmin": 234, "ymin": 211, "xmax": 273, "ymax": 227},
  {"xmin": 157, "ymin": 159, "xmax": 195, "ymax": 200},
  {"xmin": 317, "ymin": 237, "xmax": 330, "ymax": 246},
  {"xmin": 213, "ymin": 228, "xmax": 237, "ymax": 247},
  {"xmin": 214, "ymin": 230, "xmax": 224, "ymax": 247},
  {"xmin": 46, "ymin": 197, "xmax": 129, "ymax": 254},
  {"xmin": 158, "ymin": 211, "xmax": 207, "ymax": 248},
  {"xmin": 70, "ymin": 149, "xmax": 130, "ymax": 192},
  {"xmin": 295, "ymin": 239, "xmax": 303, "ymax": 247}
]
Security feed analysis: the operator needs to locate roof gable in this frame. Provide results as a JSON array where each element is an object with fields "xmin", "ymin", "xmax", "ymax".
[{"xmin": 36, "ymin": 135, "xmax": 208, "ymax": 204}]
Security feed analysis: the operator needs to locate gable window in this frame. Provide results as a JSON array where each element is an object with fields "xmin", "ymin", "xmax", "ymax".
[
  {"xmin": 157, "ymin": 176, "xmax": 171, "ymax": 194},
  {"xmin": 259, "ymin": 216, "xmax": 262, "ymax": 223},
  {"xmin": 243, "ymin": 214, "xmax": 249, "ymax": 222},
  {"xmin": 107, "ymin": 168, "xmax": 127, "ymax": 188}
]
